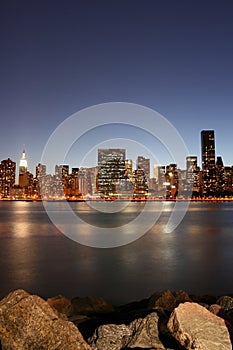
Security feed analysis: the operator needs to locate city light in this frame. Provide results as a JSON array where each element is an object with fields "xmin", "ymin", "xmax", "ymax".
[{"xmin": 0, "ymin": 130, "xmax": 233, "ymax": 201}]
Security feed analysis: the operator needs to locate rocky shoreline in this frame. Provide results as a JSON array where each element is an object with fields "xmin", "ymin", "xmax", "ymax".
[{"xmin": 0, "ymin": 289, "xmax": 232, "ymax": 349}]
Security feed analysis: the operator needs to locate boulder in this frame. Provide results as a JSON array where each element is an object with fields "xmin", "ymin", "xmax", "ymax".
[
  {"xmin": 148, "ymin": 290, "xmax": 191, "ymax": 312},
  {"xmin": 88, "ymin": 311, "xmax": 165, "ymax": 349},
  {"xmin": 167, "ymin": 302, "xmax": 232, "ymax": 349},
  {"xmin": 0, "ymin": 289, "xmax": 91, "ymax": 350},
  {"xmin": 71, "ymin": 296, "xmax": 114, "ymax": 316},
  {"xmin": 216, "ymin": 296, "xmax": 233, "ymax": 312},
  {"xmin": 127, "ymin": 312, "xmax": 165, "ymax": 349},
  {"xmin": 189, "ymin": 294, "xmax": 217, "ymax": 306},
  {"xmin": 47, "ymin": 294, "xmax": 73, "ymax": 317},
  {"xmin": 89, "ymin": 323, "xmax": 131, "ymax": 350}
]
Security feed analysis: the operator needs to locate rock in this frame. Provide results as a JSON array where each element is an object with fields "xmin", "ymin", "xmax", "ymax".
[
  {"xmin": 88, "ymin": 311, "xmax": 165, "ymax": 349},
  {"xmin": 227, "ymin": 309, "xmax": 233, "ymax": 325},
  {"xmin": 127, "ymin": 312, "xmax": 165, "ymax": 349},
  {"xmin": 167, "ymin": 302, "xmax": 232, "ymax": 350},
  {"xmin": 209, "ymin": 303, "xmax": 225, "ymax": 316},
  {"xmin": 47, "ymin": 294, "xmax": 73, "ymax": 317},
  {"xmin": 216, "ymin": 296, "xmax": 233, "ymax": 311},
  {"xmin": 0, "ymin": 289, "xmax": 91, "ymax": 350},
  {"xmin": 189, "ymin": 294, "xmax": 217, "ymax": 306},
  {"xmin": 148, "ymin": 290, "xmax": 191, "ymax": 312},
  {"xmin": 71, "ymin": 296, "xmax": 114, "ymax": 315},
  {"xmin": 89, "ymin": 323, "xmax": 131, "ymax": 350}
]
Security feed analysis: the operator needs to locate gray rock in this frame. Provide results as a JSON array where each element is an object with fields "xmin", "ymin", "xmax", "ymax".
[
  {"xmin": 0, "ymin": 289, "xmax": 91, "ymax": 350},
  {"xmin": 89, "ymin": 323, "xmax": 131, "ymax": 350},
  {"xmin": 89, "ymin": 311, "xmax": 165, "ymax": 349},
  {"xmin": 167, "ymin": 302, "xmax": 232, "ymax": 350},
  {"xmin": 127, "ymin": 312, "xmax": 165, "ymax": 349},
  {"xmin": 216, "ymin": 296, "xmax": 233, "ymax": 312}
]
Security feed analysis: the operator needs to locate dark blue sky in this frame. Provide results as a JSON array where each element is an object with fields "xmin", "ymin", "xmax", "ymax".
[{"xmin": 1, "ymin": 0, "xmax": 233, "ymax": 174}]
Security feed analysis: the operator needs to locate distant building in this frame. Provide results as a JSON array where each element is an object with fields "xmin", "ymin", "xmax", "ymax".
[
  {"xmin": 201, "ymin": 130, "xmax": 216, "ymax": 196},
  {"xmin": 137, "ymin": 156, "xmax": 150, "ymax": 183},
  {"xmin": 78, "ymin": 168, "xmax": 89, "ymax": 196},
  {"xmin": 186, "ymin": 156, "xmax": 200, "ymax": 195},
  {"xmin": 18, "ymin": 149, "xmax": 28, "ymax": 188},
  {"xmin": 216, "ymin": 156, "xmax": 225, "ymax": 195},
  {"xmin": 97, "ymin": 148, "xmax": 126, "ymax": 197},
  {"xmin": 17, "ymin": 149, "xmax": 33, "ymax": 196},
  {"xmin": 154, "ymin": 165, "xmax": 166, "ymax": 194},
  {"xmin": 70, "ymin": 168, "xmax": 79, "ymax": 197},
  {"xmin": 36, "ymin": 163, "xmax": 46, "ymax": 178},
  {"xmin": 0, "ymin": 158, "xmax": 16, "ymax": 197},
  {"xmin": 133, "ymin": 168, "xmax": 148, "ymax": 197},
  {"xmin": 125, "ymin": 159, "xmax": 134, "ymax": 182},
  {"xmin": 224, "ymin": 166, "xmax": 233, "ymax": 195},
  {"xmin": 165, "ymin": 164, "xmax": 179, "ymax": 198}
]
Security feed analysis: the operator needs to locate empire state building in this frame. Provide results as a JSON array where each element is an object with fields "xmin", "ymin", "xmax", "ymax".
[{"xmin": 19, "ymin": 149, "xmax": 28, "ymax": 188}]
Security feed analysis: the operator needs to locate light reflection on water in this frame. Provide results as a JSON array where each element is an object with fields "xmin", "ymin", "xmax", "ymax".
[{"xmin": 0, "ymin": 201, "xmax": 232, "ymax": 304}]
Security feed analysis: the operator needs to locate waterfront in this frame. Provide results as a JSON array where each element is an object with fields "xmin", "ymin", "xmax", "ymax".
[{"xmin": 0, "ymin": 201, "xmax": 232, "ymax": 305}]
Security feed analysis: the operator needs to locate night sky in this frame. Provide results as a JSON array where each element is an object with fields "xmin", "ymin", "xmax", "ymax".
[{"xmin": 1, "ymin": 0, "xmax": 233, "ymax": 175}]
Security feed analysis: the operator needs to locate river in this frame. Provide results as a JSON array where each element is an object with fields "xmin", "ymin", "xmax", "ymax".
[{"xmin": 0, "ymin": 200, "xmax": 232, "ymax": 305}]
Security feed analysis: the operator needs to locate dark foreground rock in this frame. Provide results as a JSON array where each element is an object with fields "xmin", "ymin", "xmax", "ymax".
[
  {"xmin": 0, "ymin": 289, "xmax": 232, "ymax": 350},
  {"xmin": 71, "ymin": 295, "xmax": 114, "ymax": 316},
  {"xmin": 0, "ymin": 289, "xmax": 91, "ymax": 350}
]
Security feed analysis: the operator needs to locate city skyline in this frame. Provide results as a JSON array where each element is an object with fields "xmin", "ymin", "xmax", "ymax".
[
  {"xmin": 1, "ymin": 1, "xmax": 233, "ymax": 173},
  {"xmin": 1, "ymin": 129, "xmax": 233, "ymax": 199},
  {"xmin": 0, "ymin": 127, "xmax": 233, "ymax": 177}
]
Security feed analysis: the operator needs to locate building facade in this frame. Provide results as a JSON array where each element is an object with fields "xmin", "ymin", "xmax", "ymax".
[
  {"xmin": 186, "ymin": 156, "xmax": 200, "ymax": 195},
  {"xmin": 0, "ymin": 158, "xmax": 16, "ymax": 197},
  {"xmin": 18, "ymin": 149, "xmax": 28, "ymax": 188},
  {"xmin": 201, "ymin": 130, "xmax": 216, "ymax": 196},
  {"xmin": 97, "ymin": 149, "xmax": 126, "ymax": 197}
]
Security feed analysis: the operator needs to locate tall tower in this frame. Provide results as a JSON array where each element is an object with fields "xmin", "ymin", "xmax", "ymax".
[
  {"xmin": 0, "ymin": 158, "xmax": 16, "ymax": 197},
  {"xmin": 137, "ymin": 156, "xmax": 150, "ymax": 182},
  {"xmin": 19, "ymin": 149, "xmax": 28, "ymax": 188},
  {"xmin": 97, "ymin": 148, "xmax": 126, "ymax": 197},
  {"xmin": 186, "ymin": 156, "xmax": 199, "ymax": 194},
  {"xmin": 201, "ymin": 130, "xmax": 216, "ymax": 196}
]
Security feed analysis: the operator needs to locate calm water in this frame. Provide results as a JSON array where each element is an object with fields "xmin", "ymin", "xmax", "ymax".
[{"xmin": 0, "ymin": 200, "xmax": 232, "ymax": 305}]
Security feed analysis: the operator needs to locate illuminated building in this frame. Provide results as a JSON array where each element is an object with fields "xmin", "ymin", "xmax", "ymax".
[
  {"xmin": 154, "ymin": 165, "xmax": 166, "ymax": 193},
  {"xmin": 86, "ymin": 166, "xmax": 98, "ymax": 196},
  {"xmin": 97, "ymin": 149, "xmax": 126, "ymax": 197},
  {"xmin": 70, "ymin": 168, "xmax": 79, "ymax": 197},
  {"xmin": 133, "ymin": 168, "xmax": 148, "ymax": 197},
  {"xmin": 186, "ymin": 156, "xmax": 200, "ymax": 195},
  {"xmin": 0, "ymin": 158, "xmax": 16, "ymax": 197},
  {"xmin": 201, "ymin": 130, "xmax": 216, "ymax": 196},
  {"xmin": 215, "ymin": 156, "xmax": 225, "ymax": 195},
  {"xmin": 36, "ymin": 163, "xmax": 46, "ymax": 178},
  {"xmin": 35, "ymin": 163, "xmax": 47, "ymax": 198},
  {"xmin": 165, "ymin": 164, "xmax": 179, "ymax": 198},
  {"xmin": 224, "ymin": 166, "xmax": 233, "ymax": 195},
  {"xmin": 18, "ymin": 149, "xmax": 28, "ymax": 187},
  {"xmin": 137, "ymin": 156, "xmax": 150, "ymax": 183},
  {"xmin": 78, "ymin": 168, "xmax": 89, "ymax": 196},
  {"xmin": 125, "ymin": 159, "xmax": 133, "ymax": 182}
]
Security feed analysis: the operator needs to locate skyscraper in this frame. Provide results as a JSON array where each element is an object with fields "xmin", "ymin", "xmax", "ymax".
[
  {"xmin": 216, "ymin": 156, "xmax": 225, "ymax": 195},
  {"xmin": 0, "ymin": 158, "xmax": 16, "ymax": 197},
  {"xmin": 19, "ymin": 149, "xmax": 28, "ymax": 188},
  {"xmin": 201, "ymin": 130, "xmax": 216, "ymax": 196},
  {"xmin": 97, "ymin": 149, "xmax": 126, "ymax": 197},
  {"xmin": 137, "ymin": 156, "xmax": 150, "ymax": 182},
  {"xmin": 186, "ymin": 156, "xmax": 199, "ymax": 194}
]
